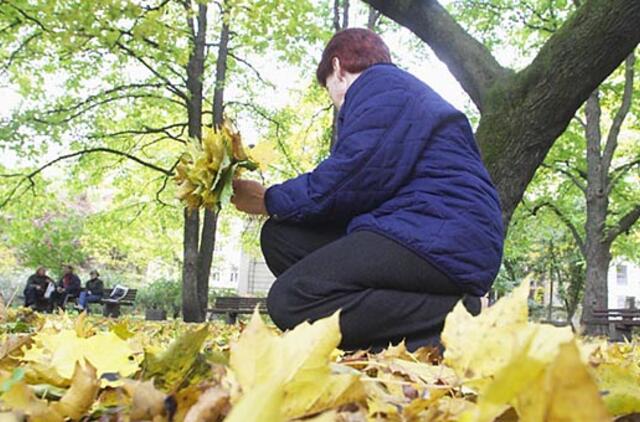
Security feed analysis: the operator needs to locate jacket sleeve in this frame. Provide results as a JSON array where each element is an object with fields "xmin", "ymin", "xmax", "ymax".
[{"xmin": 265, "ymin": 87, "xmax": 430, "ymax": 224}]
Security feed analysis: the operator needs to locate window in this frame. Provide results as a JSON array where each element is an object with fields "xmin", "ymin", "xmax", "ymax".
[
  {"xmin": 616, "ymin": 264, "xmax": 628, "ymax": 285},
  {"xmin": 229, "ymin": 271, "xmax": 238, "ymax": 283}
]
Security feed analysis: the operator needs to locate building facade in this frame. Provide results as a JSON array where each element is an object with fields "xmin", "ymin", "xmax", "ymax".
[
  {"xmin": 237, "ymin": 251, "xmax": 275, "ymax": 296},
  {"xmin": 608, "ymin": 260, "xmax": 640, "ymax": 309}
]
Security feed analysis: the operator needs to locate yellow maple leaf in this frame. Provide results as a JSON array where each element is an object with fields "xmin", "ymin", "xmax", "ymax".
[
  {"xmin": 441, "ymin": 280, "xmax": 573, "ymax": 391},
  {"xmin": 248, "ymin": 141, "xmax": 278, "ymax": 171},
  {"xmin": 593, "ymin": 361, "xmax": 640, "ymax": 416},
  {"xmin": 0, "ymin": 380, "xmax": 63, "ymax": 422},
  {"xmin": 21, "ymin": 329, "xmax": 139, "ymax": 384},
  {"xmin": 142, "ymin": 325, "xmax": 209, "ymax": 391},
  {"xmin": 227, "ymin": 310, "xmax": 364, "ymax": 421},
  {"xmin": 514, "ymin": 340, "xmax": 610, "ymax": 422}
]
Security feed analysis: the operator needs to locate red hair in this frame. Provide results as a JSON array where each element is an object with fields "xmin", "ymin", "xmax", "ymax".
[{"xmin": 316, "ymin": 28, "xmax": 392, "ymax": 86}]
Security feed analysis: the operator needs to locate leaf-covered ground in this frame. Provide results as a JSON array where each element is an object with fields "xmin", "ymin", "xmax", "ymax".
[{"xmin": 1, "ymin": 281, "xmax": 639, "ymax": 421}]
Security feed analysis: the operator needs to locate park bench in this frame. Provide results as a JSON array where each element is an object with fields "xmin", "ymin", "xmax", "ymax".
[
  {"xmin": 95, "ymin": 288, "xmax": 138, "ymax": 318},
  {"xmin": 208, "ymin": 296, "xmax": 267, "ymax": 323},
  {"xmin": 588, "ymin": 308, "xmax": 640, "ymax": 341}
]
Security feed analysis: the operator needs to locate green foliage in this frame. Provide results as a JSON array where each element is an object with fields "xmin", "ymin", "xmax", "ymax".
[
  {"xmin": 448, "ymin": 0, "xmax": 574, "ymax": 64},
  {"xmin": 137, "ymin": 278, "xmax": 182, "ymax": 316}
]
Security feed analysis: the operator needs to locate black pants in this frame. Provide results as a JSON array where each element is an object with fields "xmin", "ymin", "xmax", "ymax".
[
  {"xmin": 24, "ymin": 286, "xmax": 45, "ymax": 309},
  {"xmin": 261, "ymin": 219, "xmax": 481, "ymax": 351}
]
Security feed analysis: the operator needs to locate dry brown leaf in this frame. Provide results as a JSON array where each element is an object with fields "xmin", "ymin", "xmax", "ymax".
[
  {"xmin": 122, "ymin": 379, "xmax": 167, "ymax": 421},
  {"xmin": 183, "ymin": 387, "xmax": 229, "ymax": 422},
  {"xmin": 50, "ymin": 360, "xmax": 100, "ymax": 420}
]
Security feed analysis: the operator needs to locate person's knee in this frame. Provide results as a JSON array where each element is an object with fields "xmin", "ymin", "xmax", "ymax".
[
  {"xmin": 462, "ymin": 295, "xmax": 482, "ymax": 316},
  {"xmin": 260, "ymin": 218, "xmax": 279, "ymax": 259},
  {"xmin": 266, "ymin": 278, "xmax": 301, "ymax": 331}
]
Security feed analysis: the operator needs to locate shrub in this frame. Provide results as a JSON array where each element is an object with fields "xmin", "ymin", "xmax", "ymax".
[{"xmin": 137, "ymin": 279, "xmax": 182, "ymax": 318}]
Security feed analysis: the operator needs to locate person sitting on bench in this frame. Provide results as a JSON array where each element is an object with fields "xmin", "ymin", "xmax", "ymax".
[
  {"xmin": 23, "ymin": 266, "xmax": 53, "ymax": 310},
  {"xmin": 76, "ymin": 270, "xmax": 105, "ymax": 311},
  {"xmin": 50, "ymin": 265, "xmax": 81, "ymax": 310},
  {"xmin": 231, "ymin": 28, "xmax": 503, "ymax": 352}
]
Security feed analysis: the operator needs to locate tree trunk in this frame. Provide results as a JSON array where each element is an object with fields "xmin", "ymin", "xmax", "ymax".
[
  {"xmin": 580, "ymin": 51, "xmax": 638, "ymax": 332},
  {"xmin": 195, "ymin": 7, "xmax": 230, "ymax": 320},
  {"xmin": 362, "ymin": 0, "xmax": 640, "ymax": 228},
  {"xmin": 367, "ymin": 6, "xmax": 381, "ymax": 30},
  {"xmin": 330, "ymin": 0, "xmax": 350, "ymax": 150},
  {"xmin": 182, "ymin": 209, "xmax": 201, "ymax": 322},
  {"xmin": 182, "ymin": 3, "xmax": 207, "ymax": 322},
  {"xmin": 582, "ymin": 244, "xmax": 611, "ymax": 334}
]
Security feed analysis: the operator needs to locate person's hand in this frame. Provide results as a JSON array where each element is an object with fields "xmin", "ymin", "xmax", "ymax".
[
  {"xmin": 35, "ymin": 285, "xmax": 42, "ymax": 290},
  {"xmin": 57, "ymin": 287, "xmax": 64, "ymax": 293},
  {"xmin": 231, "ymin": 179, "xmax": 269, "ymax": 216}
]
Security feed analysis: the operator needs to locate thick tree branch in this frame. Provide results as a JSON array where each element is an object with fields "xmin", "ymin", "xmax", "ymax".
[
  {"xmin": 602, "ymin": 52, "xmax": 635, "ymax": 174},
  {"xmin": 480, "ymin": 0, "xmax": 640, "ymax": 225},
  {"xmin": 530, "ymin": 201, "xmax": 586, "ymax": 257},
  {"xmin": 362, "ymin": 0, "xmax": 511, "ymax": 111},
  {"xmin": 604, "ymin": 204, "xmax": 640, "ymax": 245}
]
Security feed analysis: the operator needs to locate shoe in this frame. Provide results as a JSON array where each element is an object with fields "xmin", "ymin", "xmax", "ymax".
[{"xmin": 74, "ymin": 305, "xmax": 84, "ymax": 311}]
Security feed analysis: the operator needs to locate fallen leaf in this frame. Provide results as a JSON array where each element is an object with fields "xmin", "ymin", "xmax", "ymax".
[
  {"xmin": 51, "ymin": 360, "xmax": 100, "ymax": 420},
  {"xmin": 143, "ymin": 325, "xmax": 209, "ymax": 391},
  {"xmin": 122, "ymin": 379, "xmax": 166, "ymax": 421},
  {"xmin": 183, "ymin": 387, "xmax": 229, "ymax": 422}
]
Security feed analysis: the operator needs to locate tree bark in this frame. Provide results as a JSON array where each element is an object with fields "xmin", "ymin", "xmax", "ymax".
[
  {"xmin": 362, "ymin": 0, "xmax": 640, "ymax": 228},
  {"xmin": 182, "ymin": 3, "xmax": 208, "ymax": 322},
  {"xmin": 581, "ymin": 90, "xmax": 609, "ymax": 333},
  {"xmin": 182, "ymin": 209, "xmax": 201, "ymax": 322},
  {"xmin": 581, "ymin": 53, "xmax": 637, "ymax": 333},
  {"xmin": 367, "ymin": 5, "xmax": 381, "ymax": 30},
  {"xmin": 196, "ymin": 10, "xmax": 230, "ymax": 320},
  {"xmin": 330, "ymin": 0, "xmax": 350, "ymax": 150}
]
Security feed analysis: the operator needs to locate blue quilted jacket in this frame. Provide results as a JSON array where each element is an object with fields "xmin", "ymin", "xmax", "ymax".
[{"xmin": 265, "ymin": 64, "xmax": 503, "ymax": 295}]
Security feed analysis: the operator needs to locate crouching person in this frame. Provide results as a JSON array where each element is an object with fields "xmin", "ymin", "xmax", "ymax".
[{"xmin": 231, "ymin": 29, "xmax": 503, "ymax": 351}]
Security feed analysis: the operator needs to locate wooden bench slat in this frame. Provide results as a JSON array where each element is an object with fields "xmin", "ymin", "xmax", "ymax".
[{"xmin": 207, "ymin": 297, "xmax": 267, "ymax": 323}]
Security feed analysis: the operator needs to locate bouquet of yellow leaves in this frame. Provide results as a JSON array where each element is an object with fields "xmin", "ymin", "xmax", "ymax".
[{"xmin": 174, "ymin": 120, "xmax": 274, "ymax": 210}]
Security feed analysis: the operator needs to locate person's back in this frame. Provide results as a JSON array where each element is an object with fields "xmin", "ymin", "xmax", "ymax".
[{"xmin": 346, "ymin": 65, "xmax": 503, "ymax": 295}]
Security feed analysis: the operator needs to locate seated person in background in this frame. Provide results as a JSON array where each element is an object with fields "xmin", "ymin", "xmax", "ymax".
[
  {"xmin": 75, "ymin": 270, "xmax": 104, "ymax": 311},
  {"xmin": 50, "ymin": 265, "xmax": 81, "ymax": 309},
  {"xmin": 23, "ymin": 266, "xmax": 53, "ymax": 309}
]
